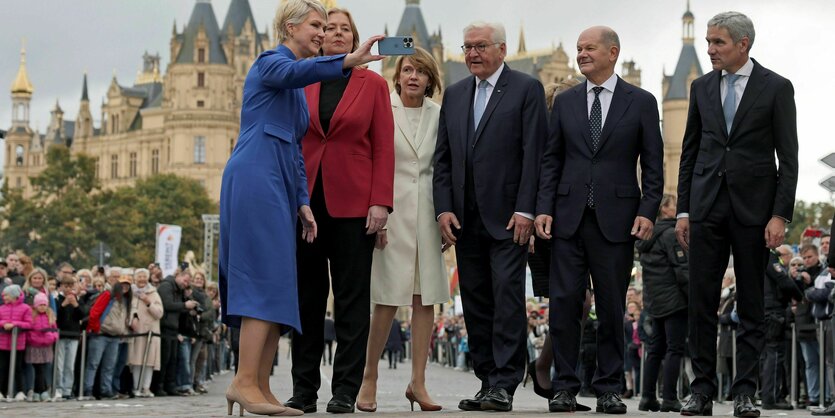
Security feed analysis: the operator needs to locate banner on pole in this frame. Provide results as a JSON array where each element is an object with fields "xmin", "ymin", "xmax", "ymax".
[{"xmin": 155, "ymin": 224, "xmax": 182, "ymax": 277}]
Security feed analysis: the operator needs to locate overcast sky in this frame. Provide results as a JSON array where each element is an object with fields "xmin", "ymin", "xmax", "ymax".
[{"xmin": 1, "ymin": 0, "xmax": 832, "ymax": 203}]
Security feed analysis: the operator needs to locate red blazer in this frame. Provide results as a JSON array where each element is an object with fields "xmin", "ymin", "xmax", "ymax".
[{"xmin": 302, "ymin": 68, "xmax": 395, "ymax": 218}]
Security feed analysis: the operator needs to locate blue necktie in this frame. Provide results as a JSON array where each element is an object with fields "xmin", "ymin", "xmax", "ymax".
[
  {"xmin": 474, "ymin": 80, "xmax": 489, "ymax": 128},
  {"xmin": 723, "ymin": 73, "xmax": 740, "ymax": 135}
]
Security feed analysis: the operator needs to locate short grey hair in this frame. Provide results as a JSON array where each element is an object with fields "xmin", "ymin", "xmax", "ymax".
[
  {"xmin": 106, "ymin": 266, "xmax": 122, "ymax": 277},
  {"xmin": 708, "ymin": 11, "xmax": 755, "ymax": 52},
  {"xmin": 601, "ymin": 27, "xmax": 620, "ymax": 49},
  {"xmin": 463, "ymin": 21, "xmax": 506, "ymax": 44},
  {"xmin": 274, "ymin": 0, "xmax": 327, "ymax": 45},
  {"xmin": 134, "ymin": 268, "xmax": 150, "ymax": 278}
]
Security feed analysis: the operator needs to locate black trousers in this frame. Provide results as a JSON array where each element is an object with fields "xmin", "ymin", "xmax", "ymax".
[
  {"xmin": 642, "ymin": 310, "xmax": 687, "ymax": 401},
  {"xmin": 456, "ymin": 207, "xmax": 528, "ymax": 394},
  {"xmin": 157, "ymin": 334, "xmax": 179, "ymax": 393},
  {"xmin": 550, "ymin": 209, "xmax": 634, "ymax": 395},
  {"xmin": 688, "ymin": 184, "xmax": 767, "ymax": 397},
  {"xmin": 760, "ymin": 315, "xmax": 788, "ymax": 405},
  {"xmin": 0, "ymin": 350, "xmax": 24, "ymax": 396},
  {"xmin": 291, "ymin": 182, "xmax": 375, "ymax": 400}
]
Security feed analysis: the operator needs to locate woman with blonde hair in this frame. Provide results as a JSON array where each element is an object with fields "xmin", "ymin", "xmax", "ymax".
[
  {"xmin": 127, "ymin": 268, "xmax": 163, "ymax": 397},
  {"xmin": 218, "ymin": 0, "xmax": 385, "ymax": 415},
  {"xmin": 354, "ymin": 47, "xmax": 446, "ymax": 413}
]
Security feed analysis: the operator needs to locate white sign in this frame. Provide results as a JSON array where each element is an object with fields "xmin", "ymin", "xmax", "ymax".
[{"xmin": 155, "ymin": 224, "xmax": 182, "ymax": 277}]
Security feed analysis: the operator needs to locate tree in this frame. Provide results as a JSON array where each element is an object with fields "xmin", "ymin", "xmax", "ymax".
[
  {"xmin": 94, "ymin": 174, "xmax": 217, "ymax": 267},
  {"xmin": 787, "ymin": 200, "xmax": 835, "ymax": 245},
  {"xmin": 0, "ymin": 145, "xmax": 100, "ymax": 268},
  {"xmin": 1, "ymin": 146, "xmax": 217, "ymax": 271}
]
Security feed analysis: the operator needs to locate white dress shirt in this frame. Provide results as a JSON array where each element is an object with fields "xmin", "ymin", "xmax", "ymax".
[{"xmin": 586, "ymin": 72, "xmax": 618, "ymax": 127}]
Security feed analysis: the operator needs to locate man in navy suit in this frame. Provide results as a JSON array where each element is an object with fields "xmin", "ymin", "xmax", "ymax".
[
  {"xmin": 535, "ymin": 26, "xmax": 663, "ymax": 414},
  {"xmin": 433, "ymin": 21, "xmax": 547, "ymax": 412},
  {"xmin": 675, "ymin": 12, "xmax": 798, "ymax": 417}
]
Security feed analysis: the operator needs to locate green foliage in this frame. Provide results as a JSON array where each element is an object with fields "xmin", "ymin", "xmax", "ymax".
[
  {"xmin": 0, "ymin": 146, "xmax": 216, "ymax": 271},
  {"xmin": 787, "ymin": 200, "xmax": 835, "ymax": 245},
  {"xmin": 95, "ymin": 174, "xmax": 217, "ymax": 267}
]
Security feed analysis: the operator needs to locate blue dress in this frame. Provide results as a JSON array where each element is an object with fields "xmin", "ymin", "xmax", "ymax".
[{"xmin": 219, "ymin": 45, "xmax": 347, "ymax": 332}]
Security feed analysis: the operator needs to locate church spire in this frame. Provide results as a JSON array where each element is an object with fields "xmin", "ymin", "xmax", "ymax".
[
  {"xmin": 11, "ymin": 39, "xmax": 34, "ymax": 96},
  {"xmin": 81, "ymin": 72, "xmax": 89, "ymax": 102},
  {"xmin": 517, "ymin": 22, "xmax": 527, "ymax": 55}
]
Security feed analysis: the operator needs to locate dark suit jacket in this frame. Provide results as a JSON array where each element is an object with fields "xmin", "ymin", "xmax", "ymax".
[
  {"xmin": 536, "ymin": 77, "xmax": 664, "ymax": 243},
  {"xmin": 677, "ymin": 59, "xmax": 798, "ymax": 224},
  {"xmin": 433, "ymin": 64, "xmax": 548, "ymax": 240}
]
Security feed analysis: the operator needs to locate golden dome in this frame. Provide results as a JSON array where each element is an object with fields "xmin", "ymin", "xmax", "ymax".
[{"xmin": 11, "ymin": 42, "xmax": 34, "ymax": 95}]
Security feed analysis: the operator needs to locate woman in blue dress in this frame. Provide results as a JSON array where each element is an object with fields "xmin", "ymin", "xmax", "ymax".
[{"xmin": 218, "ymin": 0, "xmax": 383, "ymax": 415}]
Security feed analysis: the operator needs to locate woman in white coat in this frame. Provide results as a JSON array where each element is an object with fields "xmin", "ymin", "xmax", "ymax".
[
  {"xmin": 127, "ymin": 269, "xmax": 163, "ymax": 397},
  {"xmin": 356, "ymin": 47, "xmax": 448, "ymax": 412}
]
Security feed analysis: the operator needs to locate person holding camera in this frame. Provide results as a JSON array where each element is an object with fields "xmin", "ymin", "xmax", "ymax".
[
  {"xmin": 155, "ymin": 269, "xmax": 198, "ymax": 396},
  {"xmin": 794, "ymin": 244, "xmax": 826, "ymax": 407},
  {"xmin": 174, "ymin": 276, "xmax": 205, "ymax": 396}
]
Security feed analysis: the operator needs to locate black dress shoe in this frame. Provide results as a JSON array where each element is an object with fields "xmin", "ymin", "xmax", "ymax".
[
  {"xmin": 549, "ymin": 390, "xmax": 577, "ymax": 413},
  {"xmin": 661, "ymin": 399, "xmax": 683, "ymax": 412},
  {"xmin": 762, "ymin": 401, "xmax": 793, "ymax": 410},
  {"xmin": 681, "ymin": 393, "xmax": 712, "ymax": 416},
  {"xmin": 733, "ymin": 394, "xmax": 760, "ymax": 417},
  {"xmin": 481, "ymin": 387, "xmax": 512, "ymax": 412},
  {"xmin": 638, "ymin": 396, "xmax": 660, "ymax": 412},
  {"xmin": 596, "ymin": 392, "xmax": 627, "ymax": 414},
  {"xmin": 527, "ymin": 360, "xmax": 554, "ymax": 399},
  {"xmin": 458, "ymin": 389, "xmax": 488, "ymax": 411},
  {"xmin": 327, "ymin": 394, "xmax": 355, "ymax": 414},
  {"xmin": 286, "ymin": 396, "xmax": 317, "ymax": 413}
]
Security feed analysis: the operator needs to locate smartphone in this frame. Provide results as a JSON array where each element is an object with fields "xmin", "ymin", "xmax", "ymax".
[{"xmin": 377, "ymin": 36, "xmax": 416, "ymax": 56}]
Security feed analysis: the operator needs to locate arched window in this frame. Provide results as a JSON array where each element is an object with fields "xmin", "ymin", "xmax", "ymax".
[{"xmin": 15, "ymin": 145, "xmax": 24, "ymax": 166}]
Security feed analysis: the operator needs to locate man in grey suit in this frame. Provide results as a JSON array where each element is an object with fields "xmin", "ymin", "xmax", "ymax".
[
  {"xmin": 535, "ymin": 26, "xmax": 664, "ymax": 414},
  {"xmin": 676, "ymin": 11, "xmax": 798, "ymax": 418},
  {"xmin": 433, "ymin": 21, "xmax": 547, "ymax": 412}
]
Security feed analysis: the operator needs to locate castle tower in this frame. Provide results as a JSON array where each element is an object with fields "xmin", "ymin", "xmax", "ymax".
[
  {"xmin": 6, "ymin": 40, "xmax": 36, "ymax": 190},
  {"xmin": 383, "ymin": 0, "xmax": 444, "ymax": 92},
  {"xmin": 10, "ymin": 41, "xmax": 34, "ymax": 131},
  {"xmin": 621, "ymin": 60, "xmax": 641, "ymax": 87},
  {"xmin": 661, "ymin": 0, "xmax": 703, "ymax": 194}
]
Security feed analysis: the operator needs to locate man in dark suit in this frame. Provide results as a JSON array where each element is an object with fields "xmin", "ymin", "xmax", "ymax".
[
  {"xmin": 433, "ymin": 20, "xmax": 547, "ymax": 412},
  {"xmin": 535, "ymin": 26, "xmax": 663, "ymax": 414},
  {"xmin": 674, "ymin": 11, "xmax": 798, "ymax": 418}
]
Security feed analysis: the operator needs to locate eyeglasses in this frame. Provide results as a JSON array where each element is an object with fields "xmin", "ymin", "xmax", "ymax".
[
  {"xmin": 461, "ymin": 42, "xmax": 500, "ymax": 53},
  {"xmin": 790, "ymin": 263, "xmax": 802, "ymax": 267}
]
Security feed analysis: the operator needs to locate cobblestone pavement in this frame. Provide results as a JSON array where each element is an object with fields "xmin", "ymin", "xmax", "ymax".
[{"xmin": 0, "ymin": 340, "xmax": 822, "ymax": 417}]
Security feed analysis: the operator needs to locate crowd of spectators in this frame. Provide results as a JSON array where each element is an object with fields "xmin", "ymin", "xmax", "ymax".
[{"xmin": 0, "ymin": 254, "xmax": 232, "ymax": 402}]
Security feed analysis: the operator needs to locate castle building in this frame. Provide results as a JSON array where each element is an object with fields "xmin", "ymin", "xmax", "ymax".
[
  {"xmin": 661, "ymin": 1, "xmax": 704, "ymax": 195},
  {"xmin": 4, "ymin": 0, "xmax": 270, "ymax": 199}
]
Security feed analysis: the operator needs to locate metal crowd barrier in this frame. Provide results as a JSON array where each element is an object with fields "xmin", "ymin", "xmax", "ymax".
[
  {"xmin": 1, "ymin": 327, "xmax": 159, "ymax": 401},
  {"xmin": 791, "ymin": 322, "xmax": 798, "ymax": 407},
  {"xmin": 820, "ymin": 320, "xmax": 826, "ymax": 407}
]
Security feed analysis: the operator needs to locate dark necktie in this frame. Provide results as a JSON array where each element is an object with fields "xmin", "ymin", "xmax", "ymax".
[{"xmin": 588, "ymin": 86, "xmax": 604, "ymax": 208}]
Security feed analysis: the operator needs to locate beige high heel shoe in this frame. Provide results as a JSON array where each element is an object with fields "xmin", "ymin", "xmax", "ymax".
[{"xmin": 226, "ymin": 383, "xmax": 303, "ymax": 416}]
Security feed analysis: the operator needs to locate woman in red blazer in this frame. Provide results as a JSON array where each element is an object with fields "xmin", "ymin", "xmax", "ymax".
[{"xmin": 287, "ymin": 7, "xmax": 394, "ymax": 414}]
